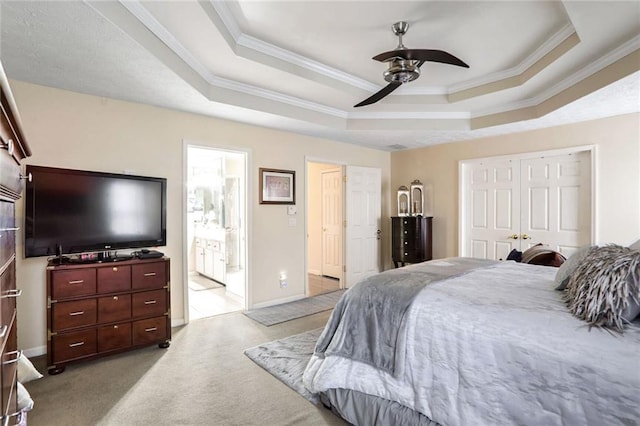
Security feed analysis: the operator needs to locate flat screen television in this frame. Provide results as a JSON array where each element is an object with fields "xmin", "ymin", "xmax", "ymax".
[{"xmin": 25, "ymin": 165, "xmax": 167, "ymax": 258}]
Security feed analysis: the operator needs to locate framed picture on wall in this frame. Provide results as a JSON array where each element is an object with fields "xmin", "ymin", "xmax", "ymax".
[{"xmin": 259, "ymin": 168, "xmax": 295, "ymax": 204}]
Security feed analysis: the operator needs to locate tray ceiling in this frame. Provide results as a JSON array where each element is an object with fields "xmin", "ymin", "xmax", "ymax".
[{"xmin": 1, "ymin": 1, "xmax": 639, "ymax": 150}]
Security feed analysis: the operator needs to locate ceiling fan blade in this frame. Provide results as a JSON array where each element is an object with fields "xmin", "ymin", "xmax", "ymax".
[
  {"xmin": 354, "ymin": 81, "xmax": 402, "ymax": 107},
  {"xmin": 373, "ymin": 49, "xmax": 469, "ymax": 68}
]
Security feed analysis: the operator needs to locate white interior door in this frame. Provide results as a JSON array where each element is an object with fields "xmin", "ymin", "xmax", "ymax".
[
  {"xmin": 520, "ymin": 152, "xmax": 591, "ymax": 256},
  {"xmin": 464, "ymin": 159, "xmax": 521, "ymax": 260},
  {"xmin": 345, "ymin": 165, "xmax": 381, "ymax": 287},
  {"xmin": 461, "ymin": 149, "xmax": 592, "ymax": 260},
  {"xmin": 321, "ymin": 168, "xmax": 342, "ymax": 279}
]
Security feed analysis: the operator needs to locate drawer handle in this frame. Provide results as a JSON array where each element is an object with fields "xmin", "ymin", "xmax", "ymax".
[
  {"xmin": 144, "ymin": 272, "xmax": 156, "ymax": 277},
  {"xmin": 69, "ymin": 311, "xmax": 85, "ymax": 316},
  {"xmin": 68, "ymin": 280, "xmax": 85, "ymax": 285},
  {"xmin": 3, "ymin": 350, "xmax": 22, "ymax": 365},
  {"xmin": 69, "ymin": 341, "xmax": 85, "ymax": 348},
  {"xmin": 2, "ymin": 138, "xmax": 14, "ymax": 156},
  {"xmin": 145, "ymin": 327, "xmax": 157, "ymax": 332},
  {"xmin": 144, "ymin": 300, "xmax": 157, "ymax": 305},
  {"xmin": 113, "ymin": 296, "xmax": 119, "ymax": 301},
  {"xmin": 112, "ymin": 267, "xmax": 118, "ymax": 272},
  {"xmin": 0, "ymin": 325, "xmax": 8, "ymax": 339},
  {"xmin": 0, "ymin": 227, "xmax": 19, "ymax": 232},
  {"xmin": 113, "ymin": 325, "xmax": 119, "ymax": 329},
  {"xmin": 2, "ymin": 289, "xmax": 22, "ymax": 298}
]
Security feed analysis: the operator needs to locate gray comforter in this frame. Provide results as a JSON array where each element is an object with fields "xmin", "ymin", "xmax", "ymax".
[
  {"xmin": 304, "ymin": 260, "xmax": 640, "ymax": 426},
  {"xmin": 314, "ymin": 257, "xmax": 496, "ymax": 375}
]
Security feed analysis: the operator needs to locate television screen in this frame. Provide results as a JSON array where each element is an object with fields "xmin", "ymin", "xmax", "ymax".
[{"xmin": 25, "ymin": 165, "xmax": 167, "ymax": 258}]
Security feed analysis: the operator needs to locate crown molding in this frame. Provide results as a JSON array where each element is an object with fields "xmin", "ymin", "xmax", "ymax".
[
  {"xmin": 449, "ymin": 23, "xmax": 577, "ymax": 94},
  {"xmin": 209, "ymin": 0, "xmax": 377, "ymax": 92},
  {"xmin": 473, "ymin": 35, "xmax": 640, "ymax": 118}
]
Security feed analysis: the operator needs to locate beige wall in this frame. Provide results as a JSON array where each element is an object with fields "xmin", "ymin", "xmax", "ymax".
[
  {"xmin": 391, "ymin": 113, "xmax": 640, "ymax": 259},
  {"xmin": 12, "ymin": 81, "xmax": 390, "ymax": 354}
]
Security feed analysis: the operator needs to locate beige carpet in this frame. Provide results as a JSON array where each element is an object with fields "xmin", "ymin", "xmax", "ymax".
[{"xmin": 24, "ymin": 311, "xmax": 345, "ymax": 426}]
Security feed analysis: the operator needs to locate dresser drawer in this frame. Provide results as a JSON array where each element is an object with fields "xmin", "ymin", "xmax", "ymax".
[
  {"xmin": 97, "ymin": 265, "xmax": 131, "ymax": 294},
  {"xmin": 52, "ymin": 299, "xmax": 97, "ymax": 331},
  {"xmin": 52, "ymin": 329, "xmax": 97, "ymax": 364},
  {"xmin": 0, "ymin": 200, "xmax": 15, "ymax": 269},
  {"xmin": 0, "ymin": 262, "xmax": 16, "ymax": 339},
  {"xmin": 132, "ymin": 262, "xmax": 166, "ymax": 290},
  {"xmin": 0, "ymin": 148, "xmax": 22, "ymax": 196},
  {"xmin": 132, "ymin": 289, "xmax": 166, "ymax": 318},
  {"xmin": 51, "ymin": 269, "xmax": 97, "ymax": 299},
  {"xmin": 1, "ymin": 322, "xmax": 17, "ymax": 420},
  {"xmin": 98, "ymin": 323, "xmax": 132, "ymax": 352},
  {"xmin": 98, "ymin": 294, "xmax": 131, "ymax": 323},
  {"xmin": 133, "ymin": 317, "xmax": 167, "ymax": 345}
]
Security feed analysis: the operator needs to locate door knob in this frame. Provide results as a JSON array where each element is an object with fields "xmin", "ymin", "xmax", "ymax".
[
  {"xmin": 509, "ymin": 234, "xmax": 519, "ymax": 239},
  {"xmin": 521, "ymin": 234, "xmax": 530, "ymax": 240}
]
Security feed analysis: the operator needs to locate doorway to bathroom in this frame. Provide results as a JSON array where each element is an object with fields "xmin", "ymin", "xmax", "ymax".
[{"xmin": 186, "ymin": 145, "xmax": 247, "ymax": 320}]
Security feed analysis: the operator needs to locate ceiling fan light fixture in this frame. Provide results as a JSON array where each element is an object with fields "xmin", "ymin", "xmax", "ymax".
[{"xmin": 384, "ymin": 59, "xmax": 420, "ymax": 83}]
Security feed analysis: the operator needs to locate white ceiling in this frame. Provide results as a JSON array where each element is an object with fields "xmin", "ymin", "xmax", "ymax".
[{"xmin": 1, "ymin": 1, "xmax": 639, "ymax": 151}]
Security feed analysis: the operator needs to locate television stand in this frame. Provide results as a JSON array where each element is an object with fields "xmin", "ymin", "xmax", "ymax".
[{"xmin": 45, "ymin": 257, "xmax": 171, "ymax": 374}]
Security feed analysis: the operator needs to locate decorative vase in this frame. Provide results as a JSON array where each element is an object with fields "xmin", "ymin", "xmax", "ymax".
[
  {"xmin": 397, "ymin": 186, "xmax": 410, "ymax": 216},
  {"xmin": 410, "ymin": 179, "xmax": 424, "ymax": 216}
]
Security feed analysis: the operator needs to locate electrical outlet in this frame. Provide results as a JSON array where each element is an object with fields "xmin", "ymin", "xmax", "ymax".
[{"xmin": 279, "ymin": 272, "xmax": 287, "ymax": 288}]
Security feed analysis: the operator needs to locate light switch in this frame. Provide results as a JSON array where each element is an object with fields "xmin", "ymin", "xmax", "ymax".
[{"xmin": 287, "ymin": 205, "xmax": 297, "ymax": 215}]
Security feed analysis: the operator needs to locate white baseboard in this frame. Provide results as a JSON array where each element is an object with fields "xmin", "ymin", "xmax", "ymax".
[
  {"xmin": 251, "ymin": 294, "xmax": 305, "ymax": 310},
  {"xmin": 171, "ymin": 318, "xmax": 185, "ymax": 327},
  {"xmin": 23, "ymin": 345, "xmax": 46, "ymax": 358},
  {"xmin": 308, "ymin": 269, "xmax": 321, "ymax": 276}
]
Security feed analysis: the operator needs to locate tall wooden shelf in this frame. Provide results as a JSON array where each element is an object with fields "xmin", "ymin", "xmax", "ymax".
[{"xmin": 391, "ymin": 216, "xmax": 433, "ymax": 268}]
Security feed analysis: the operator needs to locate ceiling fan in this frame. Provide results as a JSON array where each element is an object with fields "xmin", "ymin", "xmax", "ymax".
[{"xmin": 354, "ymin": 21, "xmax": 469, "ymax": 108}]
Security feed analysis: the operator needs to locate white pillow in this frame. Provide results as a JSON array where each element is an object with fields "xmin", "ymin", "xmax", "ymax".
[
  {"xmin": 554, "ymin": 245, "xmax": 593, "ymax": 290},
  {"xmin": 16, "ymin": 382, "xmax": 34, "ymax": 411},
  {"xmin": 630, "ymin": 239, "xmax": 640, "ymax": 251},
  {"xmin": 17, "ymin": 355, "xmax": 43, "ymax": 383}
]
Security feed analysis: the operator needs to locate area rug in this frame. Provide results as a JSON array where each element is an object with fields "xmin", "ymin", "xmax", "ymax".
[
  {"xmin": 243, "ymin": 290, "xmax": 345, "ymax": 326},
  {"xmin": 244, "ymin": 327, "xmax": 323, "ymax": 404}
]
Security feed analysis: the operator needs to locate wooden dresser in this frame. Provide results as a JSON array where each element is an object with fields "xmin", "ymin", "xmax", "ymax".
[
  {"xmin": 391, "ymin": 216, "xmax": 433, "ymax": 268},
  {"xmin": 46, "ymin": 258, "xmax": 171, "ymax": 374},
  {"xmin": 0, "ymin": 63, "xmax": 31, "ymax": 424}
]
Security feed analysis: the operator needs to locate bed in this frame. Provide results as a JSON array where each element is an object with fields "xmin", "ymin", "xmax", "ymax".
[{"xmin": 302, "ymin": 256, "xmax": 640, "ymax": 426}]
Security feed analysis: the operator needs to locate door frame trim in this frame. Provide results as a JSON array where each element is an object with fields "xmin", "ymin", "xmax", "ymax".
[
  {"xmin": 458, "ymin": 145, "xmax": 596, "ymax": 257},
  {"xmin": 182, "ymin": 140, "xmax": 252, "ymax": 324},
  {"xmin": 305, "ymin": 157, "xmax": 347, "ymax": 296}
]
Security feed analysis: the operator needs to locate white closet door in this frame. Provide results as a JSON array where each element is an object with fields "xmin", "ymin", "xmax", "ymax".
[
  {"xmin": 461, "ymin": 150, "xmax": 591, "ymax": 260},
  {"xmin": 464, "ymin": 159, "xmax": 521, "ymax": 260},
  {"xmin": 520, "ymin": 152, "xmax": 591, "ymax": 256}
]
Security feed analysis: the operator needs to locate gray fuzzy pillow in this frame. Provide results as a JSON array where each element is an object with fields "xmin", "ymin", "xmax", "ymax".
[
  {"xmin": 565, "ymin": 245, "xmax": 640, "ymax": 331},
  {"xmin": 554, "ymin": 245, "xmax": 592, "ymax": 291}
]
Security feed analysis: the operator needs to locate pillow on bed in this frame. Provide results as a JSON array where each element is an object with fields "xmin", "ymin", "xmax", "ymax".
[
  {"xmin": 521, "ymin": 244, "xmax": 566, "ymax": 267},
  {"xmin": 565, "ymin": 244, "xmax": 640, "ymax": 330},
  {"xmin": 630, "ymin": 239, "xmax": 640, "ymax": 251},
  {"xmin": 506, "ymin": 249, "xmax": 522, "ymax": 262},
  {"xmin": 554, "ymin": 245, "xmax": 593, "ymax": 291}
]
